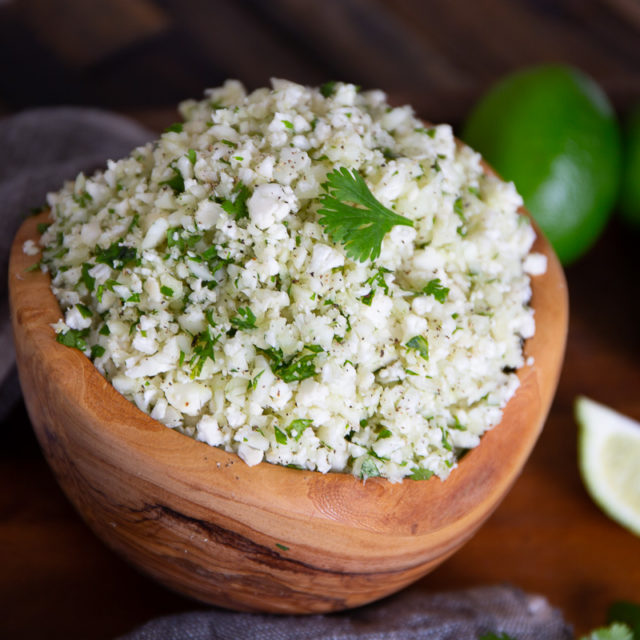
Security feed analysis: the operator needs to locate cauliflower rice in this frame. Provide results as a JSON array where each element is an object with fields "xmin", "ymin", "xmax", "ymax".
[{"xmin": 35, "ymin": 79, "xmax": 546, "ymax": 482}]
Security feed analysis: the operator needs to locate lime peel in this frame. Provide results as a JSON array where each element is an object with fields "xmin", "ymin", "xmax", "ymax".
[{"xmin": 576, "ymin": 396, "xmax": 640, "ymax": 536}]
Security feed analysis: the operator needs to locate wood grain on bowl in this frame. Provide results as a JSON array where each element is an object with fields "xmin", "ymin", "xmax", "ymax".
[{"xmin": 9, "ymin": 210, "xmax": 568, "ymax": 613}]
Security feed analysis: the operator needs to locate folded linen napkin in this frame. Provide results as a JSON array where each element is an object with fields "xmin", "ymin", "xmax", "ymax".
[{"xmin": 1, "ymin": 108, "xmax": 574, "ymax": 640}]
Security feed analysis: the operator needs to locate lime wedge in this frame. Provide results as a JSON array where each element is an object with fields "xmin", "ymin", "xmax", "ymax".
[{"xmin": 576, "ymin": 396, "xmax": 640, "ymax": 536}]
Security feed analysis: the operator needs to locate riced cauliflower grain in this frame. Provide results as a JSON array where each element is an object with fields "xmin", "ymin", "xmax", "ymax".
[{"xmin": 37, "ymin": 79, "xmax": 545, "ymax": 482}]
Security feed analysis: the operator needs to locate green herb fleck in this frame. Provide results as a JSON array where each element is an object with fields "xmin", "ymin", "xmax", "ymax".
[
  {"xmin": 160, "ymin": 285, "xmax": 174, "ymax": 297},
  {"xmin": 422, "ymin": 278, "xmax": 449, "ymax": 303},
  {"xmin": 220, "ymin": 182, "xmax": 251, "ymax": 220},
  {"xmin": 72, "ymin": 191, "xmax": 93, "ymax": 208},
  {"xmin": 187, "ymin": 148, "xmax": 197, "ymax": 165},
  {"xmin": 275, "ymin": 543, "xmax": 289, "ymax": 551},
  {"xmin": 159, "ymin": 166, "xmax": 185, "ymax": 194},
  {"xmin": 189, "ymin": 328, "xmax": 220, "ymax": 378},
  {"xmin": 360, "ymin": 458, "xmax": 380, "ymax": 480},
  {"xmin": 99, "ymin": 324, "xmax": 110, "ymax": 336},
  {"xmin": 76, "ymin": 303, "xmax": 93, "ymax": 319},
  {"xmin": 406, "ymin": 335, "xmax": 429, "ymax": 360},
  {"xmin": 230, "ymin": 307, "xmax": 257, "ymax": 330},
  {"xmin": 56, "ymin": 329, "xmax": 88, "ymax": 351},
  {"xmin": 409, "ymin": 467, "xmax": 434, "ymax": 481},
  {"xmin": 282, "ymin": 119, "xmax": 294, "ymax": 129},
  {"xmin": 37, "ymin": 222, "xmax": 51, "ymax": 234},
  {"xmin": 25, "ymin": 260, "xmax": 41, "ymax": 273},
  {"xmin": 248, "ymin": 369, "xmax": 264, "ymax": 391},
  {"xmin": 90, "ymin": 344, "xmax": 105, "ymax": 359},
  {"xmin": 95, "ymin": 243, "xmax": 137, "ymax": 269},
  {"xmin": 257, "ymin": 346, "xmax": 320, "ymax": 383},
  {"xmin": 440, "ymin": 427, "xmax": 452, "ymax": 452},
  {"xmin": 165, "ymin": 122, "xmax": 183, "ymax": 133},
  {"xmin": 320, "ymin": 81, "xmax": 336, "ymax": 97},
  {"xmin": 286, "ymin": 418, "xmax": 313, "ymax": 441},
  {"xmin": 274, "ymin": 426, "xmax": 288, "ymax": 445}
]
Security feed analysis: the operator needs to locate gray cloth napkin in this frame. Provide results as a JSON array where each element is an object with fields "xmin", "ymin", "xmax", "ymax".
[
  {"xmin": 2, "ymin": 108, "xmax": 574, "ymax": 640},
  {"xmin": 118, "ymin": 585, "xmax": 573, "ymax": 640}
]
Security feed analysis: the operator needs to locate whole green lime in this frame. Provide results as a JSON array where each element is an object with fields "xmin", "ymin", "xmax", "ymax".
[
  {"xmin": 619, "ymin": 104, "xmax": 640, "ymax": 227},
  {"xmin": 462, "ymin": 65, "xmax": 622, "ymax": 264}
]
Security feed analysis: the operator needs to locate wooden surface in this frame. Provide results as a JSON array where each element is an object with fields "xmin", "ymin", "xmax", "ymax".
[
  {"xmin": 1, "ymin": 0, "xmax": 640, "ymax": 638},
  {"xmin": 7, "ymin": 202, "xmax": 565, "ymax": 618}
]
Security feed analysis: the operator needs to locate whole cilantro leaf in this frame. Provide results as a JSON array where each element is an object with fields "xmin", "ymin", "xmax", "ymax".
[{"xmin": 317, "ymin": 167, "xmax": 413, "ymax": 262}]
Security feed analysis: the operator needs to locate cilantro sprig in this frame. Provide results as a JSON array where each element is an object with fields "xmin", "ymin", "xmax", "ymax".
[{"xmin": 317, "ymin": 167, "xmax": 413, "ymax": 263}]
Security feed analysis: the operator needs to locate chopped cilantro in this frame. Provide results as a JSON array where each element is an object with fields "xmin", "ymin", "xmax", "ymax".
[
  {"xmin": 440, "ymin": 427, "xmax": 452, "ymax": 452},
  {"xmin": 317, "ymin": 167, "xmax": 413, "ymax": 262},
  {"xmin": 95, "ymin": 242, "xmax": 137, "ymax": 269},
  {"xmin": 276, "ymin": 354, "xmax": 317, "ymax": 383},
  {"xmin": 274, "ymin": 426, "xmax": 288, "ymax": 445},
  {"xmin": 454, "ymin": 196, "xmax": 468, "ymax": 236},
  {"xmin": 160, "ymin": 285, "xmax": 174, "ymax": 297},
  {"xmin": 248, "ymin": 369, "xmax": 264, "ymax": 391},
  {"xmin": 90, "ymin": 344, "xmax": 105, "ymax": 359},
  {"xmin": 99, "ymin": 324, "xmax": 110, "ymax": 336},
  {"xmin": 303, "ymin": 344, "xmax": 324, "ymax": 353},
  {"xmin": 377, "ymin": 429, "xmax": 392, "ymax": 439},
  {"xmin": 230, "ymin": 306, "xmax": 257, "ymax": 330},
  {"xmin": 281, "ymin": 119, "xmax": 294, "ymax": 129},
  {"xmin": 37, "ymin": 222, "xmax": 51, "ymax": 234},
  {"xmin": 80, "ymin": 263, "xmax": 95, "ymax": 289},
  {"xmin": 320, "ymin": 81, "xmax": 336, "ymax": 97},
  {"xmin": 406, "ymin": 335, "xmax": 429, "ymax": 360},
  {"xmin": 221, "ymin": 139, "xmax": 237, "ymax": 148},
  {"xmin": 286, "ymin": 418, "xmax": 313, "ymax": 441},
  {"xmin": 422, "ymin": 278, "xmax": 449, "ymax": 303},
  {"xmin": 56, "ymin": 329, "xmax": 88, "ymax": 351},
  {"xmin": 159, "ymin": 166, "xmax": 185, "ymax": 194},
  {"xmin": 127, "ymin": 213, "xmax": 140, "ymax": 232},
  {"xmin": 360, "ymin": 458, "xmax": 380, "ymax": 480},
  {"xmin": 76, "ymin": 303, "xmax": 93, "ymax": 319},
  {"xmin": 361, "ymin": 265, "xmax": 391, "ymax": 304},
  {"xmin": 72, "ymin": 191, "xmax": 93, "ymax": 208},
  {"xmin": 187, "ymin": 148, "xmax": 197, "ymax": 165},
  {"xmin": 25, "ymin": 260, "xmax": 41, "ymax": 273},
  {"xmin": 189, "ymin": 328, "xmax": 220, "ymax": 378},
  {"xmin": 257, "ymin": 345, "xmax": 320, "ymax": 383},
  {"xmin": 409, "ymin": 467, "xmax": 434, "ymax": 481},
  {"xmin": 220, "ymin": 182, "xmax": 250, "ymax": 220},
  {"xmin": 275, "ymin": 542, "xmax": 289, "ymax": 551},
  {"xmin": 165, "ymin": 122, "xmax": 183, "ymax": 133}
]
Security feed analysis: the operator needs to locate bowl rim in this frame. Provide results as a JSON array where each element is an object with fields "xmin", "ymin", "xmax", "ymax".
[{"xmin": 9, "ymin": 207, "xmax": 568, "ymax": 542}]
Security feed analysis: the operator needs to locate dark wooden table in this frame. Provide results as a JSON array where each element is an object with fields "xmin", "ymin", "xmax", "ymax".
[{"xmin": 2, "ymin": 1, "xmax": 640, "ymax": 638}]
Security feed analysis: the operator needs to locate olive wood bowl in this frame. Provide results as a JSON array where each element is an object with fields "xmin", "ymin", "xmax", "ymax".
[{"xmin": 9, "ymin": 209, "xmax": 568, "ymax": 614}]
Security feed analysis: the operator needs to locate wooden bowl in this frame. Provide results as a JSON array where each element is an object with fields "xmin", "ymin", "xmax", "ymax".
[{"xmin": 9, "ymin": 210, "xmax": 568, "ymax": 614}]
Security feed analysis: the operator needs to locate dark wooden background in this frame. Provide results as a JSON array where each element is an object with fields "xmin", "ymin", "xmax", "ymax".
[{"xmin": 1, "ymin": 1, "xmax": 640, "ymax": 638}]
